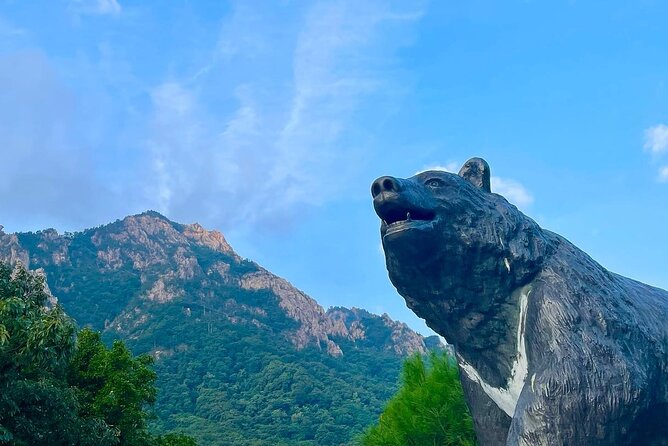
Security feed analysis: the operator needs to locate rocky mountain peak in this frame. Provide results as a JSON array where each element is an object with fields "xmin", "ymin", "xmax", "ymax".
[
  {"xmin": 0, "ymin": 212, "xmax": 434, "ymax": 357},
  {"xmin": 326, "ymin": 306, "xmax": 430, "ymax": 355},
  {"xmin": 0, "ymin": 227, "xmax": 29, "ymax": 267},
  {"xmin": 182, "ymin": 222, "xmax": 237, "ymax": 258}
]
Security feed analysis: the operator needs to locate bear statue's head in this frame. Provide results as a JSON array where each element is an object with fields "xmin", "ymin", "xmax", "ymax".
[{"xmin": 372, "ymin": 158, "xmax": 552, "ymax": 350}]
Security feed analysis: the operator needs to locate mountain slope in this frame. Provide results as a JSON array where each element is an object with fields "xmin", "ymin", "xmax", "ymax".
[{"xmin": 0, "ymin": 212, "xmax": 439, "ymax": 446}]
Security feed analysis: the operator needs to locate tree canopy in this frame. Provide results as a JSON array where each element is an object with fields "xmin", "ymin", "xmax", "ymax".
[
  {"xmin": 358, "ymin": 352, "xmax": 477, "ymax": 446},
  {"xmin": 0, "ymin": 263, "xmax": 195, "ymax": 445}
]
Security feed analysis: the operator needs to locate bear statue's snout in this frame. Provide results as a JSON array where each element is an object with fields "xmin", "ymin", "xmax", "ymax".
[
  {"xmin": 371, "ymin": 176, "xmax": 401, "ymax": 198},
  {"xmin": 371, "ymin": 176, "xmax": 406, "ymax": 223},
  {"xmin": 371, "ymin": 175, "xmax": 437, "ymax": 233}
]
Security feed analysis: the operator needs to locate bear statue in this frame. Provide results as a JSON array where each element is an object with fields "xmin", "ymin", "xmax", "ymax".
[{"xmin": 371, "ymin": 158, "xmax": 668, "ymax": 445}]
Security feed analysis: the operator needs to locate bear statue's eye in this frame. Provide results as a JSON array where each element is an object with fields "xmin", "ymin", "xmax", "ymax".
[{"xmin": 425, "ymin": 178, "xmax": 446, "ymax": 188}]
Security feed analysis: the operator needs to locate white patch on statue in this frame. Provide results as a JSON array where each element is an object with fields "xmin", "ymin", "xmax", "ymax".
[
  {"xmin": 458, "ymin": 286, "xmax": 531, "ymax": 417},
  {"xmin": 504, "ymin": 258, "xmax": 511, "ymax": 272}
]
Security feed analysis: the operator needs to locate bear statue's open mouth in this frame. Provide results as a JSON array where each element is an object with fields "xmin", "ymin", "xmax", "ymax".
[{"xmin": 375, "ymin": 199, "xmax": 436, "ymax": 237}]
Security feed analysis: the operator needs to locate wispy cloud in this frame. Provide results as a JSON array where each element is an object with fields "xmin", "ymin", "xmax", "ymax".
[
  {"xmin": 0, "ymin": 51, "xmax": 120, "ymax": 230},
  {"xmin": 644, "ymin": 124, "xmax": 668, "ymax": 155},
  {"xmin": 491, "ymin": 176, "xmax": 534, "ymax": 209},
  {"xmin": 0, "ymin": 1, "xmax": 425, "ymax": 232},
  {"xmin": 143, "ymin": 1, "xmax": 425, "ymax": 231},
  {"xmin": 415, "ymin": 162, "xmax": 460, "ymax": 174},
  {"xmin": 145, "ymin": 82, "xmax": 198, "ymax": 213},
  {"xmin": 70, "ymin": 0, "xmax": 121, "ymax": 16},
  {"xmin": 643, "ymin": 124, "xmax": 668, "ymax": 182},
  {"xmin": 0, "ymin": 17, "xmax": 26, "ymax": 37},
  {"xmin": 272, "ymin": 1, "xmax": 421, "ymax": 208},
  {"xmin": 659, "ymin": 166, "xmax": 668, "ymax": 183}
]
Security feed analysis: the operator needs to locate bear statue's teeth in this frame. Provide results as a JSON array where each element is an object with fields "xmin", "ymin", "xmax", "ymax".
[{"xmin": 380, "ymin": 208, "xmax": 435, "ymax": 228}]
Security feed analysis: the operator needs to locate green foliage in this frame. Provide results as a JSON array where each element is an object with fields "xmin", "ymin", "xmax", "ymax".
[
  {"xmin": 0, "ymin": 263, "xmax": 81, "ymax": 445},
  {"xmin": 0, "ymin": 263, "xmax": 75, "ymax": 375},
  {"xmin": 154, "ymin": 433, "xmax": 198, "ymax": 446},
  {"xmin": 68, "ymin": 328, "xmax": 158, "ymax": 445},
  {"xmin": 0, "ymin": 263, "xmax": 196, "ymax": 446},
  {"xmin": 358, "ymin": 352, "xmax": 477, "ymax": 446},
  {"xmin": 140, "ymin": 302, "xmax": 403, "ymax": 446}
]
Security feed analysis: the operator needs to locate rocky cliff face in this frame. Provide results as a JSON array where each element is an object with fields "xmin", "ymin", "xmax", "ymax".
[{"xmin": 0, "ymin": 211, "xmax": 432, "ymax": 357}]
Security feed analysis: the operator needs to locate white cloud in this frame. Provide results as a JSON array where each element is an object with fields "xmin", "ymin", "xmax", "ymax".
[
  {"xmin": 415, "ymin": 161, "xmax": 460, "ymax": 174},
  {"xmin": 0, "ymin": 51, "xmax": 121, "ymax": 230},
  {"xmin": 96, "ymin": 0, "xmax": 121, "ymax": 15},
  {"xmin": 491, "ymin": 177, "xmax": 534, "ymax": 209},
  {"xmin": 272, "ymin": 1, "xmax": 423, "ymax": 207},
  {"xmin": 142, "ymin": 1, "xmax": 425, "ymax": 231},
  {"xmin": 70, "ymin": 0, "xmax": 121, "ymax": 16},
  {"xmin": 642, "ymin": 124, "xmax": 668, "ymax": 182},
  {"xmin": 0, "ymin": 17, "xmax": 26, "ymax": 37},
  {"xmin": 0, "ymin": 1, "xmax": 427, "ymax": 233},
  {"xmin": 145, "ymin": 82, "xmax": 207, "ymax": 216},
  {"xmin": 643, "ymin": 124, "xmax": 668, "ymax": 155},
  {"xmin": 659, "ymin": 166, "xmax": 668, "ymax": 183}
]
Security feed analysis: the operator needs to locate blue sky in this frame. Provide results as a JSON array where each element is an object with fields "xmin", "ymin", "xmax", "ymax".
[{"xmin": 1, "ymin": 0, "xmax": 667, "ymax": 335}]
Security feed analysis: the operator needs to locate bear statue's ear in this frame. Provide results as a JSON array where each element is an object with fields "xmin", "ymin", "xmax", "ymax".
[{"xmin": 458, "ymin": 157, "xmax": 491, "ymax": 192}]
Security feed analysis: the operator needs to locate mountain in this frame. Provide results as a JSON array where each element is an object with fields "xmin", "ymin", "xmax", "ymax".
[{"xmin": 0, "ymin": 212, "xmax": 441, "ymax": 446}]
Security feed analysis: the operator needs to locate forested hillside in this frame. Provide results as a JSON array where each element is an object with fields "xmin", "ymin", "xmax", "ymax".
[{"xmin": 0, "ymin": 212, "xmax": 441, "ymax": 445}]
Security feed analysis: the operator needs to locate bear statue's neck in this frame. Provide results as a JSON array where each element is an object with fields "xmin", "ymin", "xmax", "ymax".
[
  {"xmin": 404, "ymin": 275, "xmax": 535, "ymax": 388},
  {"xmin": 447, "ymin": 283, "xmax": 532, "ymax": 389},
  {"xmin": 457, "ymin": 283, "xmax": 532, "ymax": 417},
  {"xmin": 392, "ymin": 218, "xmax": 555, "ymax": 387}
]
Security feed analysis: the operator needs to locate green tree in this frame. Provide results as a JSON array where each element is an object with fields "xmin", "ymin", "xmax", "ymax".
[
  {"xmin": 154, "ymin": 433, "xmax": 198, "ymax": 446},
  {"xmin": 0, "ymin": 262, "xmax": 196, "ymax": 446},
  {"xmin": 0, "ymin": 263, "xmax": 83, "ymax": 445},
  {"xmin": 67, "ymin": 328, "xmax": 158, "ymax": 445},
  {"xmin": 358, "ymin": 352, "xmax": 477, "ymax": 446},
  {"xmin": 0, "ymin": 264, "xmax": 75, "ymax": 376}
]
